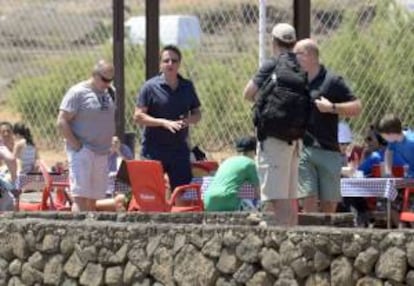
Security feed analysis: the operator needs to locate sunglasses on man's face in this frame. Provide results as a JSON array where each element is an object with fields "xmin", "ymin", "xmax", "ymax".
[{"xmin": 99, "ymin": 74, "xmax": 113, "ymax": 83}]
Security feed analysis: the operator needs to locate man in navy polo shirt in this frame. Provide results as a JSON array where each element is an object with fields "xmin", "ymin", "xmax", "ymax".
[
  {"xmin": 294, "ymin": 39, "xmax": 362, "ymax": 213},
  {"xmin": 134, "ymin": 45, "xmax": 202, "ymax": 190}
]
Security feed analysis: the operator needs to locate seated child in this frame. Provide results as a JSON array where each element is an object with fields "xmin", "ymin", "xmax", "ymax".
[
  {"xmin": 204, "ymin": 136, "xmax": 260, "ymax": 212},
  {"xmin": 358, "ymin": 125, "xmax": 405, "ymax": 177},
  {"xmin": 376, "ymin": 114, "xmax": 414, "ymax": 227},
  {"xmin": 108, "ymin": 136, "xmax": 134, "ymax": 173},
  {"xmin": 376, "ymin": 114, "xmax": 414, "ymax": 177}
]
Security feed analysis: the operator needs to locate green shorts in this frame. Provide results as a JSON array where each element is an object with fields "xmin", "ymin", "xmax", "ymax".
[{"xmin": 298, "ymin": 146, "xmax": 342, "ymax": 202}]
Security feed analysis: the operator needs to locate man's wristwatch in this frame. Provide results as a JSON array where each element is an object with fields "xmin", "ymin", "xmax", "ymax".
[{"xmin": 332, "ymin": 103, "xmax": 337, "ymax": 113}]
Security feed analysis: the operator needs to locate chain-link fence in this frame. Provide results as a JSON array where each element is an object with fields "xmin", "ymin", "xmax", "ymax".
[{"xmin": 0, "ymin": 0, "xmax": 413, "ymax": 154}]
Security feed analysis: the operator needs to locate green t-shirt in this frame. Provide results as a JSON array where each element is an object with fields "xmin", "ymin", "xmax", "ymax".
[{"xmin": 204, "ymin": 156, "xmax": 259, "ymax": 211}]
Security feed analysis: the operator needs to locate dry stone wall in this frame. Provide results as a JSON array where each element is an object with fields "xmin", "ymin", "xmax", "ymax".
[{"xmin": 0, "ymin": 212, "xmax": 414, "ymax": 285}]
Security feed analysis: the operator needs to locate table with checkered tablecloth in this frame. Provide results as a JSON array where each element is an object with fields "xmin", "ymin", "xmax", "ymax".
[
  {"xmin": 182, "ymin": 176, "xmax": 259, "ymax": 211},
  {"xmin": 341, "ymin": 177, "xmax": 414, "ymax": 228},
  {"xmin": 17, "ymin": 172, "xmax": 131, "ymax": 197},
  {"xmin": 15, "ymin": 172, "xmax": 69, "ymax": 190},
  {"xmin": 105, "ymin": 174, "xmax": 260, "ymax": 211},
  {"xmin": 107, "ymin": 172, "xmax": 130, "ymax": 196}
]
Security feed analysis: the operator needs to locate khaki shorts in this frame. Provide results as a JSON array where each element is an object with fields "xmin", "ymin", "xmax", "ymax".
[
  {"xmin": 298, "ymin": 146, "xmax": 342, "ymax": 202},
  {"xmin": 67, "ymin": 146, "xmax": 108, "ymax": 200},
  {"xmin": 257, "ymin": 137, "xmax": 301, "ymax": 201}
]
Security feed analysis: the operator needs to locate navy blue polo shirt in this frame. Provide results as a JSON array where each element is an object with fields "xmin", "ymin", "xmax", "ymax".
[
  {"xmin": 136, "ymin": 73, "xmax": 201, "ymax": 150},
  {"xmin": 308, "ymin": 65, "xmax": 356, "ymax": 151}
]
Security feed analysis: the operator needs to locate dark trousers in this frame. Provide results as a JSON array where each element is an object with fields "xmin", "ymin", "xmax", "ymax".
[
  {"xmin": 338, "ymin": 197, "xmax": 370, "ymax": 226},
  {"xmin": 142, "ymin": 146, "xmax": 192, "ymax": 190}
]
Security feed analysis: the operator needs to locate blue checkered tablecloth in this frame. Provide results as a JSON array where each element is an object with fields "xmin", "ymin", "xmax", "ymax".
[
  {"xmin": 17, "ymin": 172, "xmax": 131, "ymax": 196},
  {"xmin": 192, "ymin": 176, "xmax": 256, "ymax": 199},
  {"xmin": 107, "ymin": 173, "xmax": 130, "ymax": 196},
  {"xmin": 340, "ymin": 178, "xmax": 414, "ymax": 201},
  {"xmin": 16, "ymin": 173, "xmax": 69, "ymax": 190},
  {"xmin": 190, "ymin": 176, "xmax": 259, "ymax": 211}
]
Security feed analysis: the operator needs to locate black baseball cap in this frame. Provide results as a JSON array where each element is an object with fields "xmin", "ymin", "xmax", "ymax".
[{"xmin": 235, "ymin": 136, "xmax": 257, "ymax": 152}]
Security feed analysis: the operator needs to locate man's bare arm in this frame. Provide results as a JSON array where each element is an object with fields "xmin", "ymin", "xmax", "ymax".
[
  {"xmin": 243, "ymin": 80, "xmax": 259, "ymax": 102},
  {"xmin": 57, "ymin": 110, "xmax": 82, "ymax": 151}
]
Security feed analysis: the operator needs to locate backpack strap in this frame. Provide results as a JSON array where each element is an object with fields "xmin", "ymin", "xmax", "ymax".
[
  {"xmin": 107, "ymin": 86, "xmax": 116, "ymax": 102},
  {"xmin": 317, "ymin": 70, "xmax": 335, "ymax": 97},
  {"xmin": 256, "ymin": 56, "xmax": 281, "ymax": 100},
  {"xmin": 304, "ymin": 71, "xmax": 336, "ymax": 148}
]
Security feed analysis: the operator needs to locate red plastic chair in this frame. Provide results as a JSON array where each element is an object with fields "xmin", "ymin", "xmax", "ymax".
[
  {"xmin": 19, "ymin": 161, "xmax": 71, "ymax": 211},
  {"xmin": 370, "ymin": 164, "xmax": 412, "ymax": 223},
  {"xmin": 191, "ymin": 160, "xmax": 219, "ymax": 177},
  {"xmin": 400, "ymin": 188, "xmax": 414, "ymax": 222},
  {"xmin": 126, "ymin": 160, "xmax": 203, "ymax": 212},
  {"xmin": 371, "ymin": 164, "xmax": 404, "ymax": 178}
]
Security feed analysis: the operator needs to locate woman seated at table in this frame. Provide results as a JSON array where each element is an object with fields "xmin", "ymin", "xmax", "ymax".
[
  {"xmin": 108, "ymin": 136, "xmax": 134, "ymax": 173},
  {"xmin": 12, "ymin": 123, "xmax": 39, "ymax": 175},
  {"xmin": 0, "ymin": 143, "xmax": 17, "ymax": 211},
  {"xmin": 12, "ymin": 123, "xmax": 40, "ymax": 199},
  {"xmin": 204, "ymin": 136, "xmax": 259, "ymax": 212}
]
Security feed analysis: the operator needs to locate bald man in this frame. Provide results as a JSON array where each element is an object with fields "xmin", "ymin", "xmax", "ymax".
[
  {"xmin": 57, "ymin": 59, "xmax": 116, "ymax": 211},
  {"xmin": 293, "ymin": 39, "xmax": 362, "ymax": 213}
]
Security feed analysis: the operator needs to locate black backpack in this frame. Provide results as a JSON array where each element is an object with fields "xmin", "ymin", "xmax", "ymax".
[{"xmin": 253, "ymin": 52, "xmax": 310, "ymax": 142}]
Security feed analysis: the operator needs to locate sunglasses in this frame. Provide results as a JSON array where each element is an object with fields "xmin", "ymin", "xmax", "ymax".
[
  {"xmin": 99, "ymin": 74, "xmax": 113, "ymax": 83},
  {"xmin": 162, "ymin": 58, "xmax": 179, "ymax": 64}
]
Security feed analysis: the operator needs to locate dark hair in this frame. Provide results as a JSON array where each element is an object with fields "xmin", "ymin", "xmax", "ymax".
[
  {"xmin": 0, "ymin": 121, "xmax": 13, "ymax": 131},
  {"xmin": 376, "ymin": 114, "xmax": 402, "ymax": 134},
  {"xmin": 235, "ymin": 136, "xmax": 257, "ymax": 153},
  {"xmin": 160, "ymin": 44, "xmax": 182, "ymax": 62},
  {"xmin": 272, "ymin": 37, "xmax": 295, "ymax": 50},
  {"xmin": 368, "ymin": 125, "xmax": 387, "ymax": 146},
  {"xmin": 13, "ymin": 123, "xmax": 35, "ymax": 146}
]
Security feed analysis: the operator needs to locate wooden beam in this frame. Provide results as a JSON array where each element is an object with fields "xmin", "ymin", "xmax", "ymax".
[
  {"xmin": 113, "ymin": 0, "xmax": 125, "ymax": 138},
  {"xmin": 293, "ymin": 0, "xmax": 311, "ymax": 40},
  {"xmin": 146, "ymin": 0, "xmax": 160, "ymax": 79}
]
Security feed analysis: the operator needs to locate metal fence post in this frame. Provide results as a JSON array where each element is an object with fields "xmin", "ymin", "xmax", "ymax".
[
  {"xmin": 293, "ymin": 0, "xmax": 311, "ymax": 40},
  {"xmin": 146, "ymin": 0, "xmax": 160, "ymax": 79},
  {"xmin": 113, "ymin": 0, "xmax": 125, "ymax": 139}
]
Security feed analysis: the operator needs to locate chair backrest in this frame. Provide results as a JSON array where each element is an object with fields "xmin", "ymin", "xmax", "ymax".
[
  {"xmin": 392, "ymin": 166, "xmax": 404, "ymax": 178},
  {"xmin": 371, "ymin": 164, "xmax": 405, "ymax": 178},
  {"xmin": 37, "ymin": 160, "xmax": 54, "ymax": 210},
  {"xmin": 126, "ymin": 160, "xmax": 169, "ymax": 212},
  {"xmin": 191, "ymin": 161, "xmax": 219, "ymax": 177},
  {"xmin": 371, "ymin": 164, "xmax": 382, "ymax": 177}
]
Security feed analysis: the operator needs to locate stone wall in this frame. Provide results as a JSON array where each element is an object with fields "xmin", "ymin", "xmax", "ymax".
[{"xmin": 0, "ymin": 212, "xmax": 414, "ymax": 285}]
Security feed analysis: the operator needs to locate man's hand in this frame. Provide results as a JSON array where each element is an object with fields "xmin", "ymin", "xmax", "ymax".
[
  {"xmin": 162, "ymin": 119, "xmax": 186, "ymax": 133},
  {"xmin": 314, "ymin": 96, "xmax": 335, "ymax": 113}
]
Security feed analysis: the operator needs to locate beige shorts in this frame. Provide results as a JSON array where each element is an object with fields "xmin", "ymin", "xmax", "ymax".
[
  {"xmin": 257, "ymin": 137, "xmax": 301, "ymax": 201},
  {"xmin": 67, "ymin": 146, "xmax": 108, "ymax": 200}
]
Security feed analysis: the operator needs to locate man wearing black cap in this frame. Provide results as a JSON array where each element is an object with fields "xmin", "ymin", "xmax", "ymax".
[{"xmin": 204, "ymin": 136, "xmax": 259, "ymax": 211}]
